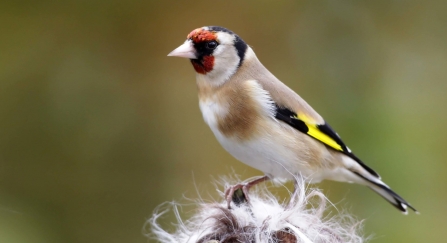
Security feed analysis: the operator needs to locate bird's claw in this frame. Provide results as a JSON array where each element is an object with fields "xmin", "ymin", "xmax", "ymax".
[
  {"xmin": 224, "ymin": 183, "xmax": 250, "ymax": 209},
  {"xmin": 224, "ymin": 176, "xmax": 269, "ymax": 209}
]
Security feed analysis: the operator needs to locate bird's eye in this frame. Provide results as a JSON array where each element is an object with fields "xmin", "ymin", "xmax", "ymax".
[{"xmin": 206, "ymin": 41, "xmax": 218, "ymax": 50}]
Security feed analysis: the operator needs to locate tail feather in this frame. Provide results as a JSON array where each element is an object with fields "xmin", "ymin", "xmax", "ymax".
[
  {"xmin": 368, "ymin": 183, "xmax": 418, "ymax": 214},
  {"xmin": 352, "ymin": 171, "xmax": 418, "ymax": 214}
]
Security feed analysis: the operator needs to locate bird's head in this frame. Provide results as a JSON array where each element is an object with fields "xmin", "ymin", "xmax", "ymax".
[{"xmin": 168, "ymin": 26, "xmax": 248, "ymax": 85}]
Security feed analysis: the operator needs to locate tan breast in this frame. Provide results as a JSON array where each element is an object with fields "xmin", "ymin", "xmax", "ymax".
[{"xmin": 197, "ymin": 78, "xmax": 272, "ymax": 141}]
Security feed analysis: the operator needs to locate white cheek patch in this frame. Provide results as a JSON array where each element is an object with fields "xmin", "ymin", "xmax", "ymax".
[
  {"xmin": 202, "ymin": 32, "xmax": 240, "ymax": 86},
  {"xmin": 211, "ymin": 44, "xmax": 225, "ymax": 56}
]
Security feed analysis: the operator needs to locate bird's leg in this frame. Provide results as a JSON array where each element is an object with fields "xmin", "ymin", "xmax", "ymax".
[{"xmin": 224, "ymin": 175, "xmax": 269, "ymax": 209}]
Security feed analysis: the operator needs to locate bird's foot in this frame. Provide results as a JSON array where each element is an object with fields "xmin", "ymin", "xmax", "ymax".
[
  {"xmin": 224, "ymin": 184, "xmax": 249, "ymax": 209},
  {"xmin": 224, "ymin": 175, "xmax": 269, "ymax": 209}
]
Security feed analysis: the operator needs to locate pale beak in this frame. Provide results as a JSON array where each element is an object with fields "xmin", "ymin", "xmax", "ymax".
[{"xmin": 167, "ymin": 40, "xmax": 197, "ymax": 59}]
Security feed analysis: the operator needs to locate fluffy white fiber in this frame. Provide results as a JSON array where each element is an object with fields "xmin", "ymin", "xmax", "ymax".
[{"xmin": 147, "ymin": 178, "xmax": 365, "ymax": 243}]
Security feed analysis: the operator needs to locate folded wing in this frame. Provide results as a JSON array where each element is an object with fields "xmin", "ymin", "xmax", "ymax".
[{"xmin": 274, "ymin": 104, "xmax": 380, "ymax": 179}]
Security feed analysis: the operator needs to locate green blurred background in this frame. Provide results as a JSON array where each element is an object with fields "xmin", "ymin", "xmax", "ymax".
[{"xmin": 1, "ymin": 0, "xmax": 446, "ymax": 242}]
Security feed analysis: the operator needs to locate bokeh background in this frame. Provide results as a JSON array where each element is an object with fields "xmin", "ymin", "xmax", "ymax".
[{"xmin": 1, "ymin": 0, "xmax": 446, "ymax": 242}]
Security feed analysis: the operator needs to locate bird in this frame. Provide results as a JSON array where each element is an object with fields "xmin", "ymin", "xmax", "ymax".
[{"xmin": 167, "ymin": 26, "xmax": 417, "ymax": 213}]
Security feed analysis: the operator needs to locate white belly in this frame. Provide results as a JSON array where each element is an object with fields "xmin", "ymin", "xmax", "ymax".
[{"xmin": 212, "ymin": 125, "xmax": 299, "ymax": 180}]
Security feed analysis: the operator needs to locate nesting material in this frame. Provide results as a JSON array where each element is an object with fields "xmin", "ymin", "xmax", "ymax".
[{"xmin": 148, "ymin": 179, "xmax": 365, "ymax": 243}]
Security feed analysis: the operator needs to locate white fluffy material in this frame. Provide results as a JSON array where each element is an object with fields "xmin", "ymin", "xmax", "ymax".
[{"xmin": 146, "ymin": 179, "xmax": 365, "ymax": 243}]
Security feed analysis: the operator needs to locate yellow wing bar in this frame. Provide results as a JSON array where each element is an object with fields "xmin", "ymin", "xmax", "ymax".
[{"xmin": 296, "ymin": 114, "xmax": 343, "ymax": 152}]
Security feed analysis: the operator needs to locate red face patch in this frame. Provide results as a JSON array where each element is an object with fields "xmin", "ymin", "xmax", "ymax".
[
  {"xmin": 187, "ymin": 28, "xmax": 217, "ymax": 74},
  {"xmin": 191, "ymin": 56, "xmax": 214, "ymax": 74},
  {"xmin": 187, "ymin": 28, "xmax": 217, "ymax": 43}
]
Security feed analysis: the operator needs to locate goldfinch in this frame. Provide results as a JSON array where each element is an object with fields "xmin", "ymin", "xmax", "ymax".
[{"xmin": 168, "ymin": 26, "xmax": 417, "ymax": 213}]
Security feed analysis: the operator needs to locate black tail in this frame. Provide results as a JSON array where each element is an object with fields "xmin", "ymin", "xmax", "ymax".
[
  {"xmin": 353, "ymin": 171, "xmax": 417, "ymax": 214},
  {"xmin": 368, "ymin": 183, "xmax": 418, "ymax": 214}
]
